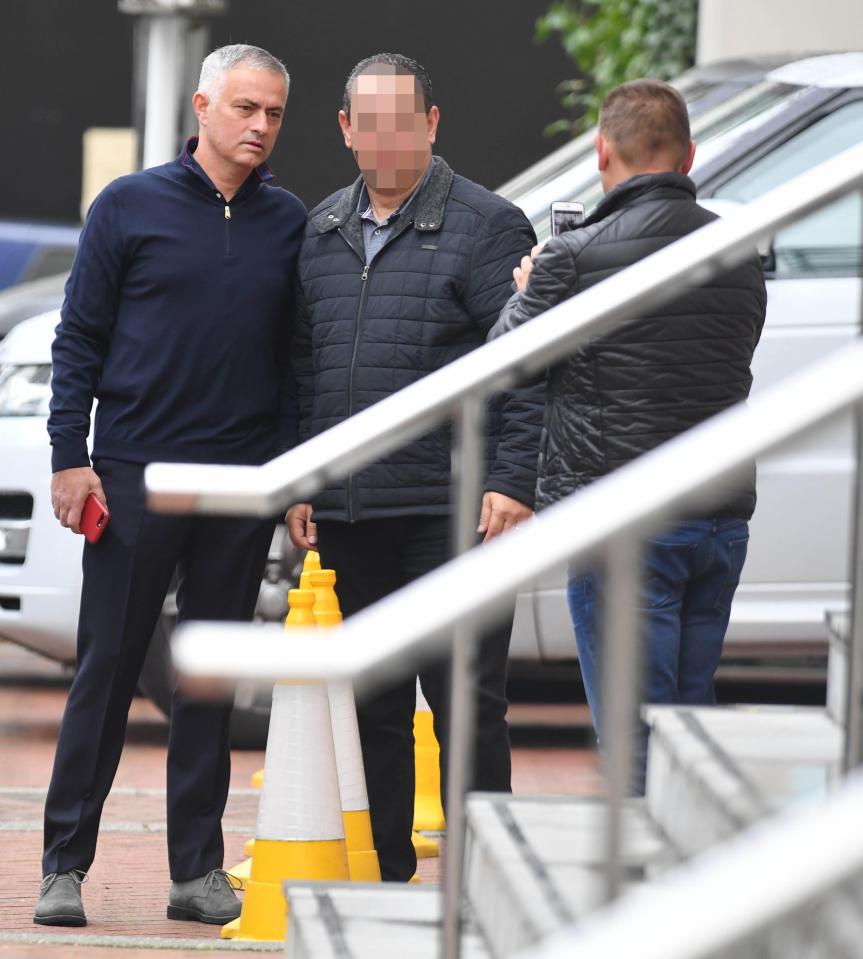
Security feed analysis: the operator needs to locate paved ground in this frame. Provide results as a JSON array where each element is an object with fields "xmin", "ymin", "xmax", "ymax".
[{"xmin": 0, "ymin": 641, "xmax": 600, "ymax": 956}]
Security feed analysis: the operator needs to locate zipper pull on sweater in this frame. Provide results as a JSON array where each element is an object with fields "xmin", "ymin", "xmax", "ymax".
[{"xmin": 224, "ymin": 205, "xmax": 231, "ymax": 220}]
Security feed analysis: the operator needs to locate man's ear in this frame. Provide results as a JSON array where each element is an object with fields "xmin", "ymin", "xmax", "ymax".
[
  {"xmin": 426, "ymin": 105, "xmax": 440, "ymax": 145},
  {"xmin": 192, "ymin": 91, "xmax": 210, "ymax": 126},
  {"xmin": 338, "ymin": 110, "xmax": 352, "ymax": 149},
  {"xmin": 680, "ymin": 140, "xmax": 696, "ymax": 175},
  {"xmin": 595, "ymin": 132, "xmax": 610, "ymax": 171}
]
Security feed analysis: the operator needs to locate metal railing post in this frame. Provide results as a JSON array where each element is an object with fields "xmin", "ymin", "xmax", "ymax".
[
  {"xmin": 441, "ymin": 395, "xmax": 486, "ymax": 959},
  {"xmin": 601, "ymin": 534, "xmax": 642, "ymax": 901},
  {"xmin": 842, "ymin": 194, "xmax": 863, "ymax": 769},
  {"xmin": 841, "ymin": 193, "xmax": 863, "ymax": 772}
]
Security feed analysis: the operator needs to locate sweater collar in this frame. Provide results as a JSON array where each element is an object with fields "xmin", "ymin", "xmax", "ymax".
[
  {"xmin": 178, "ymin": 137, "xmax": 274, "ymax": 193},
  {"xmin": 312, "ymin": 155, "xmax": 455, "ymax": 236},
  {"xmin": 583, "ymin": 172, "xmax": 696, "ymax": 227}
]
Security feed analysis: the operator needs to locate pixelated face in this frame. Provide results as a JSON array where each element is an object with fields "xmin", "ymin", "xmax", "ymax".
[
  {"xmin": 339, "ymin": 70, "xmax": 438, "ymax": 190},
  {"xmin": 195, "ymin": 66, "xmax": 287, "ymax": 170}
]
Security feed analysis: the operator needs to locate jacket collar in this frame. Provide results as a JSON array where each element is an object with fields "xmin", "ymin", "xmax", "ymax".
[
  {"xmin": 311, "ymin": 155, "xmax": 455, "ymax": 237},
  {"xmin": 583, "ymin": 172, "xmax": 696, "ymax": 227}
]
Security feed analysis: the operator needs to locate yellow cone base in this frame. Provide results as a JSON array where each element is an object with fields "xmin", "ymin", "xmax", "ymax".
[
  {"xmin": 222, "ymin": 838, "xmax": 350, "ymax": 942},
  {"xmin": 412, "ymin": 830, "xmax": 440, "ymax": 859},
  {"xmin": 244, "ymin": 837, "xmax": 255, "ymax": 857},
  {"xmin": 414, "ymin": 795, "xmax": 446, "ymax": 832},
  {"xmin": 413, "ymin": 711, "xmax": 446, "ymax": 831},
  {"xmin": 343, "ymin": 809, "xmax": 381, "ymax": 881},
  {"xmin": 250, "ymin": 768, "xmax": 264, "ymax": 789},
  {"xmin": 252, "ymin": 837, "xmax": 349, "ymax": 881},
  {"xmin": 347, "ymin": 848, "xmax": 382, "ymax": 881},
  {"xmin": 221, "ymin": 878, "xmax": 287, "ymax": 942}
]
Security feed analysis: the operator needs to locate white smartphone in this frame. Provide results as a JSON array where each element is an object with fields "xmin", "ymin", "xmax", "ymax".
[{"xmin": 550, "ymin": 201, "xmax": 585, "ymax": 237}]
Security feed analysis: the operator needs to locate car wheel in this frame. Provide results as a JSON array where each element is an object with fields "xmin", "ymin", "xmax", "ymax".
[{"xmin": 138, "ymin": 592, "xmax": 272, "ymax": 750}]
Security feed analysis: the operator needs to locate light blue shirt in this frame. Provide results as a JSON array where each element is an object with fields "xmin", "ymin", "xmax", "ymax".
[{"xmin": 357, "ymin": 162, "xmax": 433, "ymax": 265}]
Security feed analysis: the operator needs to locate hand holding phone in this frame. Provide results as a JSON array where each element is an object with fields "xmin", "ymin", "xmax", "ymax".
[
  {"xmin": 81, "ymin": 492, "xmax": 110, "ymax": 544},
  {"xmin": 550, "ymin": 201, "xmax": 585, "ymax": 237}
]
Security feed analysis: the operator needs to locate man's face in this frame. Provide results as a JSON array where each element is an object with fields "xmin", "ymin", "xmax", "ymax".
[
  {"xmin": 339, "ymin": 70, "xmax": 438, "ymax": 191},
  {"xmin": 194, "ymin": 66, "xmax": 287, "ymax": 170}
]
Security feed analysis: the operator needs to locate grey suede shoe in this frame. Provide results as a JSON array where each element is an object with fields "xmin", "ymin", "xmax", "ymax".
[
  {"xmin": 33, "ymin": 870, "xmax": 87, "ymax": 927},
  {"xmin": 167, "ymin": 868, "xmax": 241, "ymax": 924}
]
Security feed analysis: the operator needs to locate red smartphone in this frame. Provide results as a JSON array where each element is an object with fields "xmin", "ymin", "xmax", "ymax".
[{"xmin": 81, "ymin": 492, "xmax": 110, "ymax": 544}]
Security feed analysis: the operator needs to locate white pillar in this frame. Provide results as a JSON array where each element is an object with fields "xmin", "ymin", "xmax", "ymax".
[{"xmin": 142, "ymin": 15, "xmax": 186, "ymax": 169}]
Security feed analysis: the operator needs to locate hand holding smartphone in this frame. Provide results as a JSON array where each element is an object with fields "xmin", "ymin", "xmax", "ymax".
[
  {"xmin": 550, "ymin": 201, "xmax": 585, "ymax": 237},
  {"xmin": 81, "ymin": 492, "xmax": 110, "ymax": 544}
]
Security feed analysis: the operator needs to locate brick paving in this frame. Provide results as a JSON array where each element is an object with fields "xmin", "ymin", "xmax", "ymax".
[{"xmin": 0, "ymin": 641, "xmax": 599, "ymax": 955}]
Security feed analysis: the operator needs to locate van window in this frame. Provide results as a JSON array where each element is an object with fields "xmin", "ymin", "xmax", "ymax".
[{"xmin": 714, "ymin": 100, "xmax": 863, "ymax": 277}]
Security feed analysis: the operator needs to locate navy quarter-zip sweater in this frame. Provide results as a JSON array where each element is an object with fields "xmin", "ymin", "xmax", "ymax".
[{"xmin": 48, "ymin": 140, "xmax": 306, "ymax": 472}]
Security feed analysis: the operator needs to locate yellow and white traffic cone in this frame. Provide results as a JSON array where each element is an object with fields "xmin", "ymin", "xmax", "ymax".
[
  {"xmin": 413, "ymin": 680, "xmax": 445, "ymax": 858},
  {"xmin": 316, "ymin": 605, "xmax": 381, "ymax": 882},
  {"xmin": 221, "ymin": 589, "xmax": 349, "ymax": 942},
  {"xmin": 414, "ymin": 680, "xmax": 445, "ymax": 830},
  {"xmin": 249, "ymin": 551, "xmax": 319, "ymax": 790}
]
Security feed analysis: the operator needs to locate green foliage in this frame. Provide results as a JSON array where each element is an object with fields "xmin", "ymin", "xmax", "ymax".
[{"xmin": 537, "ymin": 0, "xmax": 698, "ymax": 137}]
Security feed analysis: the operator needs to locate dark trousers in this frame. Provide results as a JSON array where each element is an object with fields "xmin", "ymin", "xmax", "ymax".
[
  {"xmin": 43, "ymin": 459, "xmax": 274, "ymax": 881},
  {"xmin": 316, "ymin": 516, "xmax": 512, "ymax": 882}
]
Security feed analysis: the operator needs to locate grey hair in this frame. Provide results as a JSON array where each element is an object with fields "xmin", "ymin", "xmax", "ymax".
[{"xmin": 198, "ymin": 44, "xmax": 290, "ymax": 102}]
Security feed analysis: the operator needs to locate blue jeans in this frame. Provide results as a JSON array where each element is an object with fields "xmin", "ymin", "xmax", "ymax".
[{"xmin": 567, "ymin": 518, "xmax": 749, "ymax": 792}]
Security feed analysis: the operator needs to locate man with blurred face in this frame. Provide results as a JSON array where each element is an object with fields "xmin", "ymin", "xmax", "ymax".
[
  {"xmin": 39, "ymin": 44, "xmax": 305, "ymax": 926},
  {"xmin": 287, "ymin": 53, "xmax": 544, "ymax": 881}
]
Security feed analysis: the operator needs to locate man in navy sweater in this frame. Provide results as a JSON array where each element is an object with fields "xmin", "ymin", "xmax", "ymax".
[{"xmin": 37, "ymin": 44, "xmax": 305, "ymax": 927}]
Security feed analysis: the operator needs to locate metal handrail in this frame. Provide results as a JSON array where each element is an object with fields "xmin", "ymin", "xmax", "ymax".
[
  {"xmin": 170, "ymin": 340, "xmax": 863, "ymax": 686},
  {"xmin": 147, "ymin": 141, "xmax": 863, "ymax": 959},
  {"xmin": 145, "ymin": 141, "xmax": 863, "ymax": 516}
]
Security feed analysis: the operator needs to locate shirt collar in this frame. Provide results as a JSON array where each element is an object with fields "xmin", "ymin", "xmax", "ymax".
[
  {"xmin": 357, "ymin": 159, "xmax": 433, "ymax": 225},
  {"xmin": 179, "ymin": 136, "xmax": 275, "ymax": 187}
]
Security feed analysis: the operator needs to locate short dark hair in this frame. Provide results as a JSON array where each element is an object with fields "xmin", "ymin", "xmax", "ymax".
[
  {"xmin": 342, "ymin": 53, "xmax": 434, "ymax": 117},
  {"xmin": 599, "ymin": 79, "xmax": 690, "ymax": 167}
]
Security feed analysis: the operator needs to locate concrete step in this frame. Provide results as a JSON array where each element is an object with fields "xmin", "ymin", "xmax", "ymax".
[
  {"xmin": 826, "ymin": 609, "xmax": 850, "ymax": 726},
  {"xmin": 283, "ymin": 882, "xmax": 491, "ymax": 959},
  {"xmin": 645, "ymin": 704, "xmax": 842, "ymax": 857},
  {"xmin": 463, "ymin": 794, "xmax": 679, "ymax": 959}
]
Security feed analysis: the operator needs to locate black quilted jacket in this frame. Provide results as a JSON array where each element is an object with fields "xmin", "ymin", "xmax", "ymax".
[
  {"xmin": 490, "ymin": 173, "xmax": 767, "ymax": 517},
  {"xmin": 293, "ymin": 156, "xmax": 544, "ymax": 521}
]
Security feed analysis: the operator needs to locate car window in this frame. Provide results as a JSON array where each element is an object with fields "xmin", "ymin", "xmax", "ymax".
[
  {"xmin": 526, "ymin": 82, "xmax": 804, "ymax": 241},
  {"xmin": 713, "ymin": 100, "xmax": 863, "ymax": 277}
]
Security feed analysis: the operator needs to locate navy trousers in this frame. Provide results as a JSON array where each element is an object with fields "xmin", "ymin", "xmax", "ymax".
[
  {"xmin": 316, "ymin": 516, "xmax": 513, "ymax": 882},
  {"xmin": 42, "ymin": 458, "xmax": 274, "ymax": 881},
  {"xmin": 567, "ymin": 517, "xmax": 750, "ymax": 793}
]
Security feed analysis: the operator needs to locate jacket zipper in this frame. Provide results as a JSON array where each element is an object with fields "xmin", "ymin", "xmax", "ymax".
[
  {"xmin": 346, "ymin": 261, "xmax": 371, "ymax": 522},
  {"xmin": 216, "ymin": 191, "xmax": 232, "ymax": 255},
  {"xmin": 335, "ymin": 223, "xmax": 410, "ymax": 522}
]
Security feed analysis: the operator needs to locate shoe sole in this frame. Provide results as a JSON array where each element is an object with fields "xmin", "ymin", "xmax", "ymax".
[
  {"xmin": 34, "ymin": 915, "xmax": 87, "ymax": 927},
  {"xmin": 167, "ymin": 904, "xmax": 239, "ymax": 925}
]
